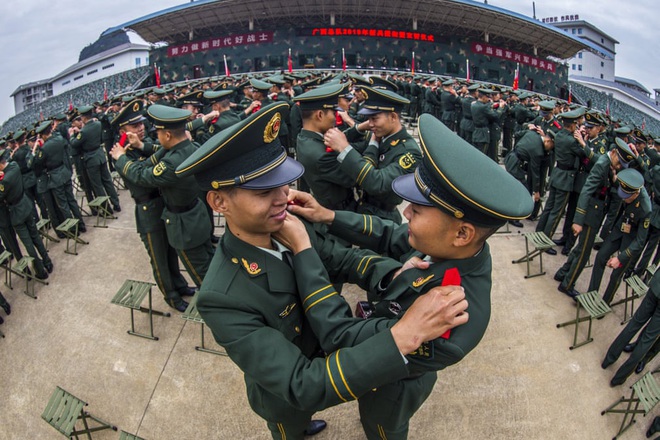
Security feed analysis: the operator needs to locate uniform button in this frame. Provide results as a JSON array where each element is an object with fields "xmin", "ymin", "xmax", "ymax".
[
  {"xmin": 166, "ymin": 219, "xmax": 170, "ymax": 224},
  {"xmin": 143, "ymin": 205, "xmax": 148, "ymax": 211},
  {"xmin": 595, "ymin": 205, "xmax": 598, "ymax": 208},
  {"xmin": 294, "ymin": 326, "xmax": 300, "ymax": 334}
]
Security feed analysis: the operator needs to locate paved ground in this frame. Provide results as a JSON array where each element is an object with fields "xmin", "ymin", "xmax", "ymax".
[{"xmin": 0, "ymin": 181, "xmax": 657, "ymax": 440}]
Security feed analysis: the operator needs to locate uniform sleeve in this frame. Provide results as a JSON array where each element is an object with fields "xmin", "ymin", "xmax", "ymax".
[
  {"xmin": 198, "ymin": 287, "xmax": 409, "ymax": 412},
  {"xmin": 328, "ymin": 210, "xmax": 412, "ymax": 260},
  {"xmin": 338, "ymin": 142, "xmax": 421, "ymax": 197},
  {"xmin": 528, "ymin": 150, "xmax": 542, "ymax": 193},
  {"xmin": 115, "ymin": 153, "xmax": 177, "ymax": 189},
  {"xmin": 574, "ymin": 160, "xmax": 607, "ymax": 226},
  {"xmin": 620, "ymin": 204, "xmax": 651, "ymax": 265}
]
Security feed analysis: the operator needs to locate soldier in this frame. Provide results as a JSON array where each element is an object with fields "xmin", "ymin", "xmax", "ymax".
[
  {"xmin": 110, "ymin": 105, "xmax": 214, "ymax": 288},
  {"xmin": 33, "ymin": 121, "xmax": 86, "ymax": 232},
  {"xmin": 196, "ymin": 90, "xmax": 260, "ymax": 144},
  {"xmin": 175, "ymin": 102, "xmax": 469, "ymax": 440},
  {"xmin": 535, "ymin": 110, "xmax": 593, "ymax": 254},
  {"xmin": 0, "ymin": 147, "xmax": 52, "ymax": 279},
  {"xmin": 287, "ymin": 113, "xmax": 532, "ymax": 439},
  {"xmin": 504, "ymin": 128, "xmax": 555, "ymax": 227},
  {"xmin": 12, "ymin": 128, "xmax": 42, "ymax": 222},
  {"xmin": 69, "ymin": 105, "xmax": 121, "ymax": 213},
  {"xmin": 323, "ymin": 86, "xmax": 421, "ymax": 223},
  {"xmin": 110, "ymin": 100, "xmax": 194, "ymax": 312},
  {"xmin": 472, "ymin": 89, "xmax": 505, "ymax": 156},
  {"xmin": 293, "ymin": 84, "xmax": 356, "ymax": 211},
  {"xmin": 458, "ymin": 84, "xmax": 479, "ymax": 145},
  {"xmin": 440, "ymin": 79, "xmax": 459, "ymax": 131},
  {"xmin": 554, "ymin": 138, "xmax": 636, "ymax": 298},
  {"xmin": 588, "ymin": 168, "xmax": 651, "ymax": 305}
]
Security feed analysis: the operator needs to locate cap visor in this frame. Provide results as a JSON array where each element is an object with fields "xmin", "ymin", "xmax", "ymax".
[
  {"xmin": 240, "ymin": 157, "xmax": 305, "ymax": 190},
  {"xmin": 357, "ymin": 107, "xmax": 382, "ymax": 116},
  {"xmin": 617, "ymin": 187, "xmax": 633, "ymax": 200},
  {"xmin": 392, "ymin": 174, "xmax": 433, "ymax": 206}
]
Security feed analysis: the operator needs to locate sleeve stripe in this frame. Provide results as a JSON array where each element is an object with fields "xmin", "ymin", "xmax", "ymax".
[
  {"xmin": 359, "ymin": 256, "xmax": 379, "ymax": 275},
  {"xmin": 576, "ymin": 208, "xmax": 586, "ymax": 214},
  {"xmin": 362, "ymin": 215, "xmax": 368, "ymax": 234},
  {"xmin": 356, "ymin": 163, "xmax": 372, "ymax": 186},
  {"xmin": 304, "ymin": 292, "xmax": 338, "ymax": 313},
  {"xmin": 368, "ymin": 215, "xmax": 373, "ymax": 237},
  {"xmin": 302, "ymin": 284, "xmax": 333, "ymax": 305},
  {"xmin": 326, "ymin": 354, "xmax": 348, "ymax": 402},
  {"xmin": 122, "ymin": 160, "xmax": 133, "ymax": 175},
  {"xmin": 335, "ymin": 351, "xmax": 358, "ymax": 400}
]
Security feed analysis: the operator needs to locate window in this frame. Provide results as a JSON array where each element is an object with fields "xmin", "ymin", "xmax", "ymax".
[
  {"xmin": 62, "ymin": 80, "xmax": 70, "ymax": 86},
  {"xmin": 601, "ymin": 61, "xmax": 604, "ymax": 67},
  {"xmin": 572, "ymin": 28, "xmax": 576, "ymax": 34},
  {"xmin": 578, "ymin": 65, "xmax": 582, "ymax": 71},
  {"xmin": 135, "ymin": 57, "xmax": 141, "ymax": 67},
  {"xmin": 102, "ymin": 63, "xmax": 114, "ymax": 70},
  {"xmin": 87, "ymin": 69, "xmax": 97, "ymax": 76},
  {"xmin": 578, "ymin": 52, "xmax": 583, "ymax": 59},
  {"xmin": 600, "ymin": 74, "xmax": 604, "ymax": 79},
  {"xmin": 572, "ymin": 64, "xmax": 576, "ymax": 70},
  {"xmin": 74, "ymin": 75, "xmax": 83, "ymax": 81},
  {"xmin": 601, "ymin": 38, "xmax": 604, "ymax": 43},
  {"xmin": 578, "ymin": 28, "xmax": 582, "ymax": 34}
]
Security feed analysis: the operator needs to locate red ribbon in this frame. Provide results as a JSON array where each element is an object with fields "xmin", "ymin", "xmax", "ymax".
[{"xmin": 439, "ymin": 267, "xmax": 461, "ymax": 339}]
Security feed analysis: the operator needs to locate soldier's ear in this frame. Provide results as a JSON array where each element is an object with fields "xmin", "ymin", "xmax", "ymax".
[
  {"xmin": 207, "ymin": 190, "xmax": 228, "ymax": 213},
  {"xmin": 454, "ymin": 222, "xmax": 477, "ymax": 248}
]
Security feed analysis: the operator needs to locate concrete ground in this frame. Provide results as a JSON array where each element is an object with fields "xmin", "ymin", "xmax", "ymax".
[{"xmin": 0, "ymin": 182, "xmax": 658, "ymax": 440}]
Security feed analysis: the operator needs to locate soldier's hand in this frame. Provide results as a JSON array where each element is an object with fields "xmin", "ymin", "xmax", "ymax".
[
  {"xmin": 109, "ymin": 143, "xmax": 126, "ymax": 160},
  {"xmin": 607, "ymin": 256, "xmax": 622, "ymax": 269},
  {"xmin": 324, "ymin": 128, "xmax": 350, "ymax": 153},
  {"xmin": 392, "ymin": 256, "xmax": 430, "ymax": 280},
  {"xmin": 286, "ymin": 189, "xmax": 335, "ymax": 224},
  {"xmin": 272, "ymin": 212, "xmax": 311, "ymax": 255},
  {"xmin": 391, "ymin": 286, "xmax": 468, "ymax": 355},
  {"xmin": 126, "ymin": 132, "xmax": 142, "ymax": 149},
  {"xmin": 202, "ymin": 111, "xmax": 220, "ymax": 124},
  {"xmin": 572, "ymin": 223, "xmax": 582, "ymax": 236}
]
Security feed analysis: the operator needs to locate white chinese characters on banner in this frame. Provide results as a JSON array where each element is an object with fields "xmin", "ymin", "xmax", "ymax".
[
  {"xmin": 471, "ymin": 41, "xmax": 555, "ymax": 72},
  {"xmin": 167, "ymin": 32, "xmax": 274, "ymax": 58}
]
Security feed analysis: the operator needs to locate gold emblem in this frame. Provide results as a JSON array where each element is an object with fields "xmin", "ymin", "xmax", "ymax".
[
  {"xmin": 0, "ymin": 184, "xmax": 4, "ymax": 192},
  {"xmin": 644, "ymin": 218, "xmax": 651, "ymax": 228},
  {"xmin": 209, "ymin": 126, "xmax": 215, "ymax": 134},
  {"xmin": 279, "ymin": 303, "xmax": 297, "ymax": 318},
  {"xmin": 133, "ymin": 102, "xmax": 140, "ymax": 112},
  {"xmin": 153, "ymin": 162, "xmax": 167, "ymax": 176},
  {"xmin": 390, "ymin": 139, "xmax": 400, "ymax": 147},
  {"xmin": 76, "ymin": 133, "xmax": 82, "ymax": 140},
  {"xmin": 399, "ymin": 153, "xmax": 416, "ymax": 169},
  {"xmin": 412, "ymin": 274, "xmax": 435, "ymax": 288},
  {"xmin": 222, "ymin": 83, "xmax": 227, "ymax": 89},
  {"xmin": 231, "ymin": 257, "xmax": 238, "ymax": 264},
  {"xmin": 263, "ymin": 112, "xmax": 281, "ymax": 143},
  {"xmin": 211, "ymin": 181, "xmax": 220, "ymax": 189},
  {"xmin": 242, "ymin": 258, "xmax": 262, "ymax": 275}
]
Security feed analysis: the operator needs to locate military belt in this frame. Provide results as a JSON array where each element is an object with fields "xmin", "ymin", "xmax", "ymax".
[
  {"xmin": 165, "ymin": 198, "xmax": 198, "ymax": 214},
  {"xmin": 133, "ymin": 191, "xmax": 160, "ymax": 204}
]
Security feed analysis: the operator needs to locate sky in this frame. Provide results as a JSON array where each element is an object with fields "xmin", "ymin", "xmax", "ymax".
[{"xmin": 0, "ymin": 0, "xmax": 657, "ymax": 125}]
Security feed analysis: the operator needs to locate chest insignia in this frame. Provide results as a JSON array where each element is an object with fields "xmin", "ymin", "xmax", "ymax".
[
  {"xmin": 0, "ymin": 184, "xmax": 4, "ymax": 192},
  {"xmin": 76, "ymin": 133, "xmax": 82, "ymax": 140},
  {"xmin": 279, "ymin": 303, "xmax": 297, "ymax": 318},
  {"xmin": 412, "ymin": 274, "xmax": 435, "ymax": 288},
  {"xmin": 399, "ymin": 152, "xmax": 416, "ymax": 170},
  {"xmin": 390, "ymin": 139, "xmax": 400, "ymax": 147},
  {"xmin": 408, "ymin": 341, "xmax": 433, "ymax": 359},
  {"xmin": 153, "ymin": 162, "xmax": 167, "ymax": 176},
  {"xmin": 209, "ymin": 126, "xmax": 215, "ymax": 134},
  {"xmin": 241, "ymin": 258, "xmax": 261, "ymax": 275},
  {"xmin": 644, "ymin": 218, "xmax": 650, "ymax": 228}
]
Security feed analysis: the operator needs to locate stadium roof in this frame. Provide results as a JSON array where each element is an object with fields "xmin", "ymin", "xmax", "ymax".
[{"xmin": 102, "ymin": 0, "xmax": 590, "ymax": 59}]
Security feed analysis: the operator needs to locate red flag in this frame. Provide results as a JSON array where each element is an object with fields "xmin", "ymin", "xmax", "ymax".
[
  {"xmin": 103, "ymin": 82, "xmax": 108, "ymax": 101},
  {"xmin": 154, "ymin": 63, "xmax": 161, "ymax": 87},
  {"xmin": 223, "ymin": 55, "xmax": 230, "ymax": 77},
  {"xmin": 606, "ymin": 101, "xmax": 610, "ymax": 116},
  {"xmin": 512, "ymin": 63, "xmax": 519, "ymax": 90},
  {"xmin": 342, "ymin": 48, "xmax": 346, "ymax": 72},
  {"xmin": 68, "ymin": 95, "xmax": 73, "ymax": 112},
  {"xmin": 466, "ymin": 59, "xmax": 470, "ymax": 83},
  {"xmin": 568, "ymin": 85, "xmax": 572, "ymax": 104},
  {"xmin": 439, "ymin": 268, "xmax": 461, "ymax": 340},
  {"xmin": 642, "ymin": 118, "xmax": 646, "ymax": 130},
  {"xmin": 288, "ymin": 48, "xmax": 293, "ymax": 73},
  {"xmin": 411, "ymin": 51, "xmax": 415, "ymax": 75}
]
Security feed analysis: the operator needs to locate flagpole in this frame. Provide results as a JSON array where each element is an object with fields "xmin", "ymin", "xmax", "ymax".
[
  {"xmin": 411, "ymin": 51, "xmax": 415, "ymax": 75},
  {"xmin": 288, "ymin": 48, "xmax": 293, "ymax": 73},
  {"xmin": 342, "ymin": 48, "xmax": 346, "ymax": 71},
  {"xmin": 466, "ymin": 59, "xmax": 470, "ymax": 82},
  {"xmin": 223, "ymin": 54, "xmax": 230, "ymax": 76}
]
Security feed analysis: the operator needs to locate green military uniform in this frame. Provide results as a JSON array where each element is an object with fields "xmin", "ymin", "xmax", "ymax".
[
  {"xmin": 298, "ymin": 114, "xmax": 532, "ymax": 439},
  {"xmin": 504, "ymin": 130, "xmax": 548, "ymax": 195},
  {"xmin": 440, "ymin": 81, "xmax": 459, "ymax": 131},
  {"xmin": 114, "ymin": 105, "xmax": 213, "ymax": 287},
  {"xmin": 293, "ymin": 84, "xmax": 356, "ymax": 211},
  {"xmin": 32, "ymin": 123, "xmax": 84, "ymax": 229},
  {"xmin": 536, "ymin": 110, "xmax": 593, "ymax": 240},
  {"xmin": 634, "ymin": 162, "xmax": 660, "ymax": 275},
  {"xmin": 588, "ymin": 168, "xmax": 652, "ymax": 304},
  {"xmin": 340, "ymin": 86, "xmax": 420, "ymax": 223},
  {"xmin": 458, "ymin": 85, "xmax": 479, "ymax": 145},
  {"xmin": 471, "ymin": 89, "xmax": 504, "ymax": 155},
  {"xmin": 69, "ymin": 106, "xmax": 121, "ymax": 211},
  {"xmin": 0, "ymin": 152, "xmax": 52, "ymax": 278},
  {"xmin": 12, "ymin": 131, "xmax": 41, "ymax": 221},
  {"xmin": 111, "ymin": 101, "xmax": 193, "ymax": 311}
]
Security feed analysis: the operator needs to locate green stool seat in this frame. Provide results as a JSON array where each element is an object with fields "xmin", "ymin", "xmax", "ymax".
[
  {"xmin": 36, "ymin": 218, "xmax": 60, "ymax": 250},
  {"xmin": 111, "ymin": 280, "xmax": 170, "ymax": 341},
  {"xmin": 611, "ymin": 275, "xmax": 648, "ymax": 324},
  {"xmin": 512, "ymin": 231, "xmax": 555, "ymax": 278},
  {"xmin": 181, "ymin": 294, "xmax": 227, "ymax": 356},
  {"xmin": 14, "ymin": 256, "xmax": 47, "ymax": 299},
  {"xmin": 42, "ymin": 386, "xmax": 117, "ymax": 438},
  {"xmin": 556, "ymin": 290, "xmax": 611, "ymax": 349},
  {"xmin": 87, "ymin": 196, "xmax": 116, "ymax": 228},
  {"xmin": 56, "ymin": 218, "xmax": 88, "ymax": 255},
  {"xmin": 602, "ymin": 371, "xmax": 660, "ymax": 439}
]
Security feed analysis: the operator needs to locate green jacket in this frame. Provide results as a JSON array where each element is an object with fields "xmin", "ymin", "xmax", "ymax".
[
  {"xmin": 12, "ymin": 144, "xmax": 36, "ymax": 189},
  {"xmin": 32, "ymin": 133, "xmax": 73, "ymax": 190},
  {"xmin": 115, "ymin": 139, "xmax": 211, "ymax": 250},
  {"xmin": 197, "ymin": 224, "xmax": 407, "ymax": 422},
  {"xmin": 0, "ymin": 162, "xmax": 33, "ymax": 226},
  {"xmin": 324, "ymin": 210, "xmax": 492, "ymax": 375},
  {"xmin": 296, "ymin": 129, "xmax": 355, "ymax": 210},
  {"xmin": 549, "ymin": 128, "xmax": 592, "ymax": 192},
  {"xmin": 504, "ymin": 130, "xmax": 545, "ymax": 193},
  {"xmin": 609, "ymin": 187, "xmax": 652, "ymax": 267},
  {"xmin": 70, "ymin": 119, "xmax": 106, "ymax": 167},
  {"xmin": 471, "ymin": 101, "xmax": 503, "ymax": 144},
  {"xmin": 573, "ymin": 153, "xmax": 615, "ymax": 228}
]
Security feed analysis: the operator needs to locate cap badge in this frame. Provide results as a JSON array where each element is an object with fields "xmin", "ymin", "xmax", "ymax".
[
  {"xmin": 133, "ymin": 102, "xmax": 140, "ymax": 112},
  {"xmin": 263, "ymin": 112, "xmax": 281, "ymax": 143}
]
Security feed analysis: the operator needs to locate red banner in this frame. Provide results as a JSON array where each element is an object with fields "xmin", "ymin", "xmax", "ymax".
[
  {"xmin": 471, "ymin": 42, "xmax": 555, "ymax": 72},
  {"xmin": 311, "ymin": 27, "xmax": 435, "ymax": 42},
  {"xmin": 167, "ymin": 32, "xmax": 274, "ymax": 58}
]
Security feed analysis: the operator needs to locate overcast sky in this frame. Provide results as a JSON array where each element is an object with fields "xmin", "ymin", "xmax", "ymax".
[{"xmin": 0, "ymin": 0, "xmax": 657, "ymax": 125}]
